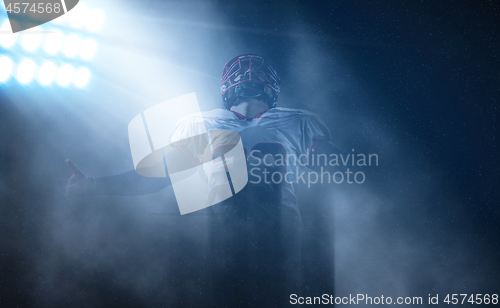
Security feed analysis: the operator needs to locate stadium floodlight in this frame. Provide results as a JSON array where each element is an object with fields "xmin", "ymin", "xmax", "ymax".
[
  {"xmin": 0, "ymin": 56, "xmax": 14, "ymax": 82},
  {"xmin": 87, "ymin": 10, "xmax": 104, "ymax": 32},
  {"xmin": 57, "ymin": 64, "xmax": 74, "ymax": 86},
  {"xmin": 0, "ymin": 22, "xmax": 18, "ymax": 48},
  {"xmin": 74, "ymin": 68, "xmax": 90, "ymax": 87},
  {"xmin": 69, "ymin": 3, "xmax": 88, "ymax": 28},
  {"xmin": 17, "ymin": 59, "xmax": 37, "ymax": 84},
  {"xmin": 21, "ymin": 27, "xmax": 42, "ymax": 51},
  {"xmin": 80, "ymin": 39, "xmax": 97, "ymax": 60},
  {"xmin": 38, "ymin": 62, "xmax": 57, "ymax": 85},
  {"xmin": 63, "ymin": 34, "xmax": 82, "ymax": 58},
  {"xmin": 44, "ymin": 31, "xmax": 64, "ymax": 55}
]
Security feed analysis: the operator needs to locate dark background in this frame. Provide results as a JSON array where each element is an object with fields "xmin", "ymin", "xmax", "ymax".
[{"xmin": 1, "ymin": 0, "xmax": 499, "ymax": 306}]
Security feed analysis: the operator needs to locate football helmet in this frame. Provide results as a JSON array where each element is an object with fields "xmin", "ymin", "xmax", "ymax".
[{"xmin": 221, "ymin": 54, "xmax": 280, "ymax": 110}]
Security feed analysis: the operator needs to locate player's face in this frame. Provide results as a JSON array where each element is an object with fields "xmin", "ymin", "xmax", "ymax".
[
  {"xmin": 232, "ymin": 97, "xmax": 269, "ymax": 114},
  {"xmin": 233, "ymin": 67, "xmax": 270, "ymax": 84}
]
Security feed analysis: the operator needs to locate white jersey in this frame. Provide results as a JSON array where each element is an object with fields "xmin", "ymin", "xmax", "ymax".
[{"xmin": 169, "ymin": 107, "xmax": 330, "ymax": 222}]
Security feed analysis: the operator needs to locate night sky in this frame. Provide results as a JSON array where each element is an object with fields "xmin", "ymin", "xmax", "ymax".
[{"xmin": 1, "ymin": 0, "xmax": 499, "ymax": 307}]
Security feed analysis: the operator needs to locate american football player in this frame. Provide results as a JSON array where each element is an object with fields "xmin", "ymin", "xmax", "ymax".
[{"xmin": 64, "ymin": 54, "xmax": 340, "ymax": 305}]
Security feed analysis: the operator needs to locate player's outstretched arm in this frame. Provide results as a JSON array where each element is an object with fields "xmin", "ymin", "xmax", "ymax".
[
  {"xmin": 64, "ymin": 160, "xmax": 96, "ymax": 196},
  {"xmin": 64, "ymin": 159, "xmax": 171, "ymax": 196}
]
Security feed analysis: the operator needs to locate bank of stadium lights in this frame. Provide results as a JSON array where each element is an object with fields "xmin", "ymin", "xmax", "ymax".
[{"xmin": 0, "ymin": 4, "xmax": 103, "ymax": 88}]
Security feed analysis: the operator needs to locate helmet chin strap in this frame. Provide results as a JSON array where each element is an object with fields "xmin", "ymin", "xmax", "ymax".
[
  {"xmin": 226, "ymin": 82, "xmax": 276, "ymax": 109},
  {"xmin": 235, "ymin": 83, "xmax": 264, "ymax": 98}
]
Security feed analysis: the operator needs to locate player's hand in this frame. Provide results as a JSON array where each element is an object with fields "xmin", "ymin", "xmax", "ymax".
[{"xmin": 63, "ymin": 159, "xmax": 96, "ymax": 196}]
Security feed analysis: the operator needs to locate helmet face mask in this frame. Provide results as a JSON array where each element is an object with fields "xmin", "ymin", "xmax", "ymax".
[{"xmin": 221, "ymin": 54, "xmax": 280, "ymax": 110}]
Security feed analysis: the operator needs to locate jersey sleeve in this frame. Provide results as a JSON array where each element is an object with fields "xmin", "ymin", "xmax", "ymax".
[
  {"xmin": 305, "ymin": 113, "xmax": 331, "ymax": 142},
  {"xmin": 301, "ymin": 112, "xmax": 331, "ymax": 156},
  {"xmin": 167, "ymin": 113, "xmax": 210, "ymax": 168},
  {"xmin": 169, "ymin": 114, "xmax": 207, "ymax": 143}
]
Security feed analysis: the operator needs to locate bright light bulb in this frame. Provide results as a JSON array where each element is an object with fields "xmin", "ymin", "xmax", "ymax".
[
  {"xmin": 63, "ymin": 34, "xmax": 81, "ymax": 58},
  {"xmin": 80, "ymin": 39, "xmax": 97, "ymax": 60},
  {"xmin": 38, "ymin": 62, "xmax": 57, "ymax": 85},
  {"xmin": 57, "ymin": 64, "xmax": 74, "ymax": 86},
  {"xmin": 17, "ymin": 59, "xmax": 37, "ymax": 84},
  {"xmin": 0, "ymin": 56, "xmax": 14, "ymax": 82},
  {"xmin": 74, "ymin": 68, "xmax": 90, "ymax": 87},
  {"xmin": 44, "ymin": 31, "xmax": 64, "ymax": 55},
  {"xmin": 0, "ymin": 22, "xmax": 18, "ymax": 48},
  {"xmin": 21, "ymin": 27, "xmax": 42, "ymax": 51}
]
